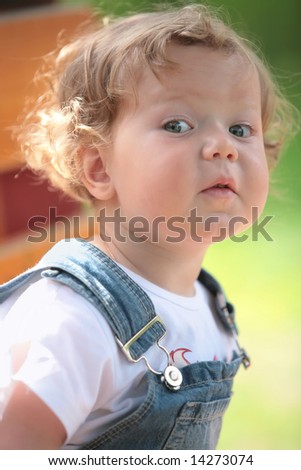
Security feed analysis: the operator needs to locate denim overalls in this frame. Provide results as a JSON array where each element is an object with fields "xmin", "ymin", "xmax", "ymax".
[{"xmin": 0, "ymin": 238, "xmax": 250, "ymax": 450}]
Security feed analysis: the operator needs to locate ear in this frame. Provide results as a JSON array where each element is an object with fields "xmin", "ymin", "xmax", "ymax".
[{"xmin": 81, "ymin": 146, "xmax": 115, "ymax": 201}]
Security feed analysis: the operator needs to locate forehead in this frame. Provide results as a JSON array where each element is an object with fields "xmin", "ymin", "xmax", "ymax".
[{"xmin": 125, "ymin": 44, "xmax": 261, "ymax": 112}]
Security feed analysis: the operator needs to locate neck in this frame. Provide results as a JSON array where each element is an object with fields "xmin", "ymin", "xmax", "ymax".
[{"xmin": 92, "ymin": 232, "xmax": 209, "ymax": 297}]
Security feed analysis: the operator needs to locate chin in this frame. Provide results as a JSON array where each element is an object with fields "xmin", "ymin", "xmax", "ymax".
[{"xmin": 193, "ymin": 219, "xmax": 254, "ymax": 244}]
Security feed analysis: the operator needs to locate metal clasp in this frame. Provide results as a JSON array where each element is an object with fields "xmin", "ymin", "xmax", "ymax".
[{"xmin": 115, "ymin": 315, "xmax": 183, "ymax": 391}]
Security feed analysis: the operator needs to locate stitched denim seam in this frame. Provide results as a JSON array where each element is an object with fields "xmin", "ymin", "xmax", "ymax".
[{"xmin": 180, "ymin": 376, "xmax": 235, "ymax": 390}]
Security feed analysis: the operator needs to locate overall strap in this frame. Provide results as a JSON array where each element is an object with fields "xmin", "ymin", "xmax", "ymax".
[
  {"xmin": 1, "ymin": 238, "xmax": 167, "ymax": 362},
  {"xmin": 198, "ymin": 269, "xmax": 250, "ymax": 368},
  {"xmin": 198, "ymin": 269, "xmax": 238, "ymax": 334},
  {"xmin": 40, "ymin": 239, "xmax": 167, "ymax": 362}
]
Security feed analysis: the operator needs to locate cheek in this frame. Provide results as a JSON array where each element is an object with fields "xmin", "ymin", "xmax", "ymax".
[
  {"xmin": 255, "ymin": 160, "xmax": 269, "ymax": 205},
  {"xmin": 246, "ymin": 146, "xmax": 269, "ymax": 192},
  {"xmin": 244, "ymin": 157, "xmax": 269, "ymax": 220}
]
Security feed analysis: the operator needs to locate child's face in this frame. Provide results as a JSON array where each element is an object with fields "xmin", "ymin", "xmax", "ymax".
[{"xmin": 105, "ymin": 44, "xmax": 269, "ymax": 244}]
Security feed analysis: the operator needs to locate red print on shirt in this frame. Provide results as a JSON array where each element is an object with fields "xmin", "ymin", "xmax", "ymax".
[
  {"xmin": 170, "ymin": 349, "xmax": 220, "ymax": 366},
  {"xmin": 170, "ymin": 348, "xmax": 192, "ymax": 365}
]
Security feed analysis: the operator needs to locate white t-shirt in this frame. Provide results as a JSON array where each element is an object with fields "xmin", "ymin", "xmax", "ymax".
[{"xmin": 0, "ymin": 266, "xmax": 236, "ymax": 448}]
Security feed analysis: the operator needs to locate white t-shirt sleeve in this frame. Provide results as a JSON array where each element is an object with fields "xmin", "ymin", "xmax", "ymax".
[{"xmin": 0, "ymin": 278, "xmax": 115, "ymax": 441}]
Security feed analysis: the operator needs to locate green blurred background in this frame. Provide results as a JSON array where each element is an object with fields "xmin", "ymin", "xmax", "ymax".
[{"xmin": 62, "ymin": 0, "xmax": 301, "ymax": 449}]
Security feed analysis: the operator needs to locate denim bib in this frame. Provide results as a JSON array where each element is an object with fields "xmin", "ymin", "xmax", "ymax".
[{"xmin": 0, "ymin": 238, "xmax": 250, "ymax": 449}]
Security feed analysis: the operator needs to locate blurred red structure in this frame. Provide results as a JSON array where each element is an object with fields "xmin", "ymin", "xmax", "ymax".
[{"xmin": 0, "ymin": 2, "xmax": 92, "ymax": 282}]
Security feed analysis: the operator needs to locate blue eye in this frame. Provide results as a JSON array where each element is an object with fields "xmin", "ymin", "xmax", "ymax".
[
  {"xmin": 229, "ymin": 124, "xmax": 252, "ymax": 138},
  {"xmin": 164, "ymin": 120, "xmax": 192, "ymax": 133}
]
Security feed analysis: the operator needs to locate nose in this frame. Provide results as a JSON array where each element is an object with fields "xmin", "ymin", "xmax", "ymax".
[{"xmin": 201, "ymin": 126, "xmax": 238, "ymax": 162}]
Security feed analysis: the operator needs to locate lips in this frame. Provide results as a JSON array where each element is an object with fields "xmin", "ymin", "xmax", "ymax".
[
  {"xmin": 202, "ymin": 177, "xmax": 237, "ymax": 194},
  {"xmin": 201, "ymin": 178, "xmax": 237, "ymax": 197}
]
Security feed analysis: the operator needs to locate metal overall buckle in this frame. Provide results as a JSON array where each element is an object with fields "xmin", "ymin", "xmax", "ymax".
[{"xmin": 115, "ymin": 316, "xmax": 183, "ymax": 391}]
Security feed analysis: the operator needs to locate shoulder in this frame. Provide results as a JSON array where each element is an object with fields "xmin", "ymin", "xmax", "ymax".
[{"xmin": 2, "ymin": 277, "xmax": 112, "ymax": 340}]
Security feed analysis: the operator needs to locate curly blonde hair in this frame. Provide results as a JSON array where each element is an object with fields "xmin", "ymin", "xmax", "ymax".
[{"xmin": 17, "ymin": 4, "xmax": 297, "ymax": 203}]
